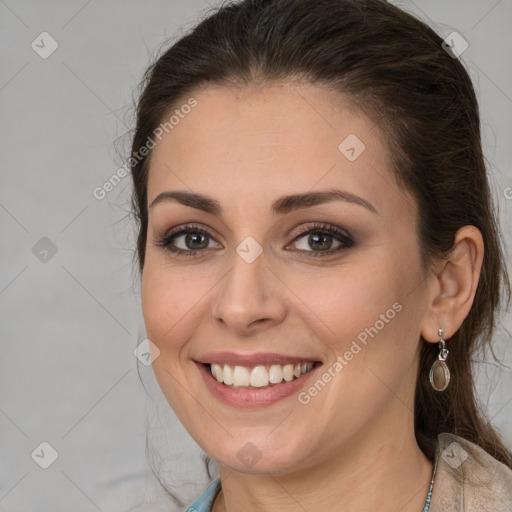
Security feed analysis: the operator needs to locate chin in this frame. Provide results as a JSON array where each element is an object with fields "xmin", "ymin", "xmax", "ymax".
[{"xmin": 208, "ymin": 437, "xmax": 316, "ymax": 476}]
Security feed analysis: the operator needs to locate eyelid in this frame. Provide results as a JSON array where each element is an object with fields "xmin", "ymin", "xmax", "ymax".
[
  {"xmin": 155, "ymin": 221, "xmax": 355, "ymax": 257},
  {"xmin": 154, "ymin": 223, "xmax": 221, "ymax": 250},
  {"xmin": 288, "ymin": 221, "xmax": 354, "ymax": 242},
  {"xmin": 284, "ymin": 222, "xmax": 355, "ymax": 256}
]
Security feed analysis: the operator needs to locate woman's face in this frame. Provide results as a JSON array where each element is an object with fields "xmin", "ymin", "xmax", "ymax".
[{"xmin": 141, "ymin": 82, "xmax": 434, "ymax": 474}]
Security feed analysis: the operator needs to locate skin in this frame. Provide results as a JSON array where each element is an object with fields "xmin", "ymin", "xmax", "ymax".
[{"xmin": 141, "ymin": 82, "xmax": 484, "ymax": 511}]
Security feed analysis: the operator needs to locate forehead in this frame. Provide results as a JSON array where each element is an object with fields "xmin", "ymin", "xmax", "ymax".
[{"xmin": 146, "ymin": 82, "xmax": 409, "ymax": 219}]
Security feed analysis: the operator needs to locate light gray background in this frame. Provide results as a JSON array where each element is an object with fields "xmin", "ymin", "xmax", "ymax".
[{"xmin": 1, "ymin": 1, "xmax": 511, "ymax": 511}]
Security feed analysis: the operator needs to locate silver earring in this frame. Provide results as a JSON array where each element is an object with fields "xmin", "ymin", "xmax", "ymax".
[{"xmin": 429, "ymin": 328, "xmax": 450, "ymax": 391}]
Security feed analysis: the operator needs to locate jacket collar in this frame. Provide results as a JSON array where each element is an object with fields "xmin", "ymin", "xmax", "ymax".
[{"xmin": 430, "ymin": 432, "xmax": 512, "ymax": 511}]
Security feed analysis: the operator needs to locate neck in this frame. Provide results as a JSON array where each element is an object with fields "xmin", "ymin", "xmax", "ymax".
[{"xmin": 212, "ymin": 422, "xmax": 434, "ymax": 512}]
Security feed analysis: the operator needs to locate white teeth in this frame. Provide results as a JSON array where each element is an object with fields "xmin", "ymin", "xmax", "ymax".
[
  {"xmin": 250, "ymin": 366, "xmax": 269, "ymax": 387},
  {"xmin": 233, "ymin": 365, "xmax": 250, "ymax": 386},
  {"xmin": 268, "ymin": 364, "xmax": 283, "ymax": 384},
  {"xmin": 209, "ymin": 361, "xmax": 315, "ymax": 388},
  {"xmin": 283, "ymin": 364, "xmax": 294, "ymax": 382},
  {"xmin": 213, "ymin": 363, "xmax": 223, "ymax": 383},
  {"xmin": 223, "ymin": 364, "xmax": 233, "ymax": 385}
]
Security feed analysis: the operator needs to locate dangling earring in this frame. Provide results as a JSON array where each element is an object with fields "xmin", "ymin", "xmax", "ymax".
[{"xmin": 429, "ymin": 328, "xmax": 450, "ymax": 391}]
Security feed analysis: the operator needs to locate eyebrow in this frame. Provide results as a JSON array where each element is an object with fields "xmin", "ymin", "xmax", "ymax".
[{"xmin": 149, "ymin": 188, "xmax": 378, "ymax": 215}]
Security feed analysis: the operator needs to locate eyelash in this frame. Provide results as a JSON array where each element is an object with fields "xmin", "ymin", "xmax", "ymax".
[{"xmin": 154, "ymin": 222, "xmax": 355, "ymax": 259}]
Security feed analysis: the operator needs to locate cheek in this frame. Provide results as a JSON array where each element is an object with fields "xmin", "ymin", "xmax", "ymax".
[
  {"xmin": 287, "ymin": 261, "xmax": 400, "ymax": 340},
  {"xmin": 141, "ymin": 252, "xmax": 219, "ymax": 360},
  {"xmin": 141, "ymin": 259, "xmax": 206, "ymax": 419},
  {"xmin": 291, "ymin": 256, "xmax": 423, "ymax": 384}
]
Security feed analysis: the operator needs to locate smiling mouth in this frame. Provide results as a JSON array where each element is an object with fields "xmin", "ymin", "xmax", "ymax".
[{"xmin": 204, "ymin": 361, "xmax": 321, "ymax": 389}]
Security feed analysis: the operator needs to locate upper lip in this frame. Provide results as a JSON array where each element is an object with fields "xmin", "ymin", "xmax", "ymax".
[{"xmin": 195, "ymin": 352, "xmax": 322, "ymax": 367}]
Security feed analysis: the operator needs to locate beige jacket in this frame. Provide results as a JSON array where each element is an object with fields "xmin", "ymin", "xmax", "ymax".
[{"xmin": 430, "ymin": 432, "xmax": 512, "ymax": 511}]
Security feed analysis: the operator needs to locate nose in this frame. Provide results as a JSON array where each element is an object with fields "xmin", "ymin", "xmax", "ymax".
[{"xmin": 211, "ymin": 248, "xmax": 287, "ymax": 336}]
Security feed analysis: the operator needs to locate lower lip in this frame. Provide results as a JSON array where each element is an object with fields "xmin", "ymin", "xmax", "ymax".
[{"xmin": 195, "ymin": 362, "xmax": 322, "ymax": 407}]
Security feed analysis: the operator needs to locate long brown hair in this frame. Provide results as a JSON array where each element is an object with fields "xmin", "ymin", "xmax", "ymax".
[{"xmin": 129, "ymin": 0, "xmax": 512, "ymax": 500}]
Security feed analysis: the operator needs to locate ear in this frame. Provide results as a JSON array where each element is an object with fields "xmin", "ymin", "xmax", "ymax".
[{"xmin": 420, "ymin": 225, "xmax": 484, "ymax": 343}]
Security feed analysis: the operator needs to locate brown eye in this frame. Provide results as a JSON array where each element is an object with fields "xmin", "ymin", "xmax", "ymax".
[
  {"xmin": 287, "ymin": 222, "xmax": 355, "ymax": 258},
  {"xmin": 155, "ymin": 224, "xmax": 222, "ymax": 256},
  {"xmin": 295, "ymin": 232, "xmax": 339, "ymax": 252},
  {"xmin": 175, "ymin": 230, "xmax": 210, "ymax": 251}
]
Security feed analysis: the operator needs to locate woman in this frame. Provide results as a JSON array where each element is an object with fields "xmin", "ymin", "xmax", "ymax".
[{"xmin": 129, "ymin": 0, "xmax": 512, "ymax": 510}]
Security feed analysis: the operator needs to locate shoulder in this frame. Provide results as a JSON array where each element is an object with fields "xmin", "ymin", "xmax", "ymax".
[
  {"xmin": 430, "ymin": 432, "xmax": 512, "ymax": 512},
  {"xmin": 184, "ymin": 478, "xmax": 221, "ymax": 512}
]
